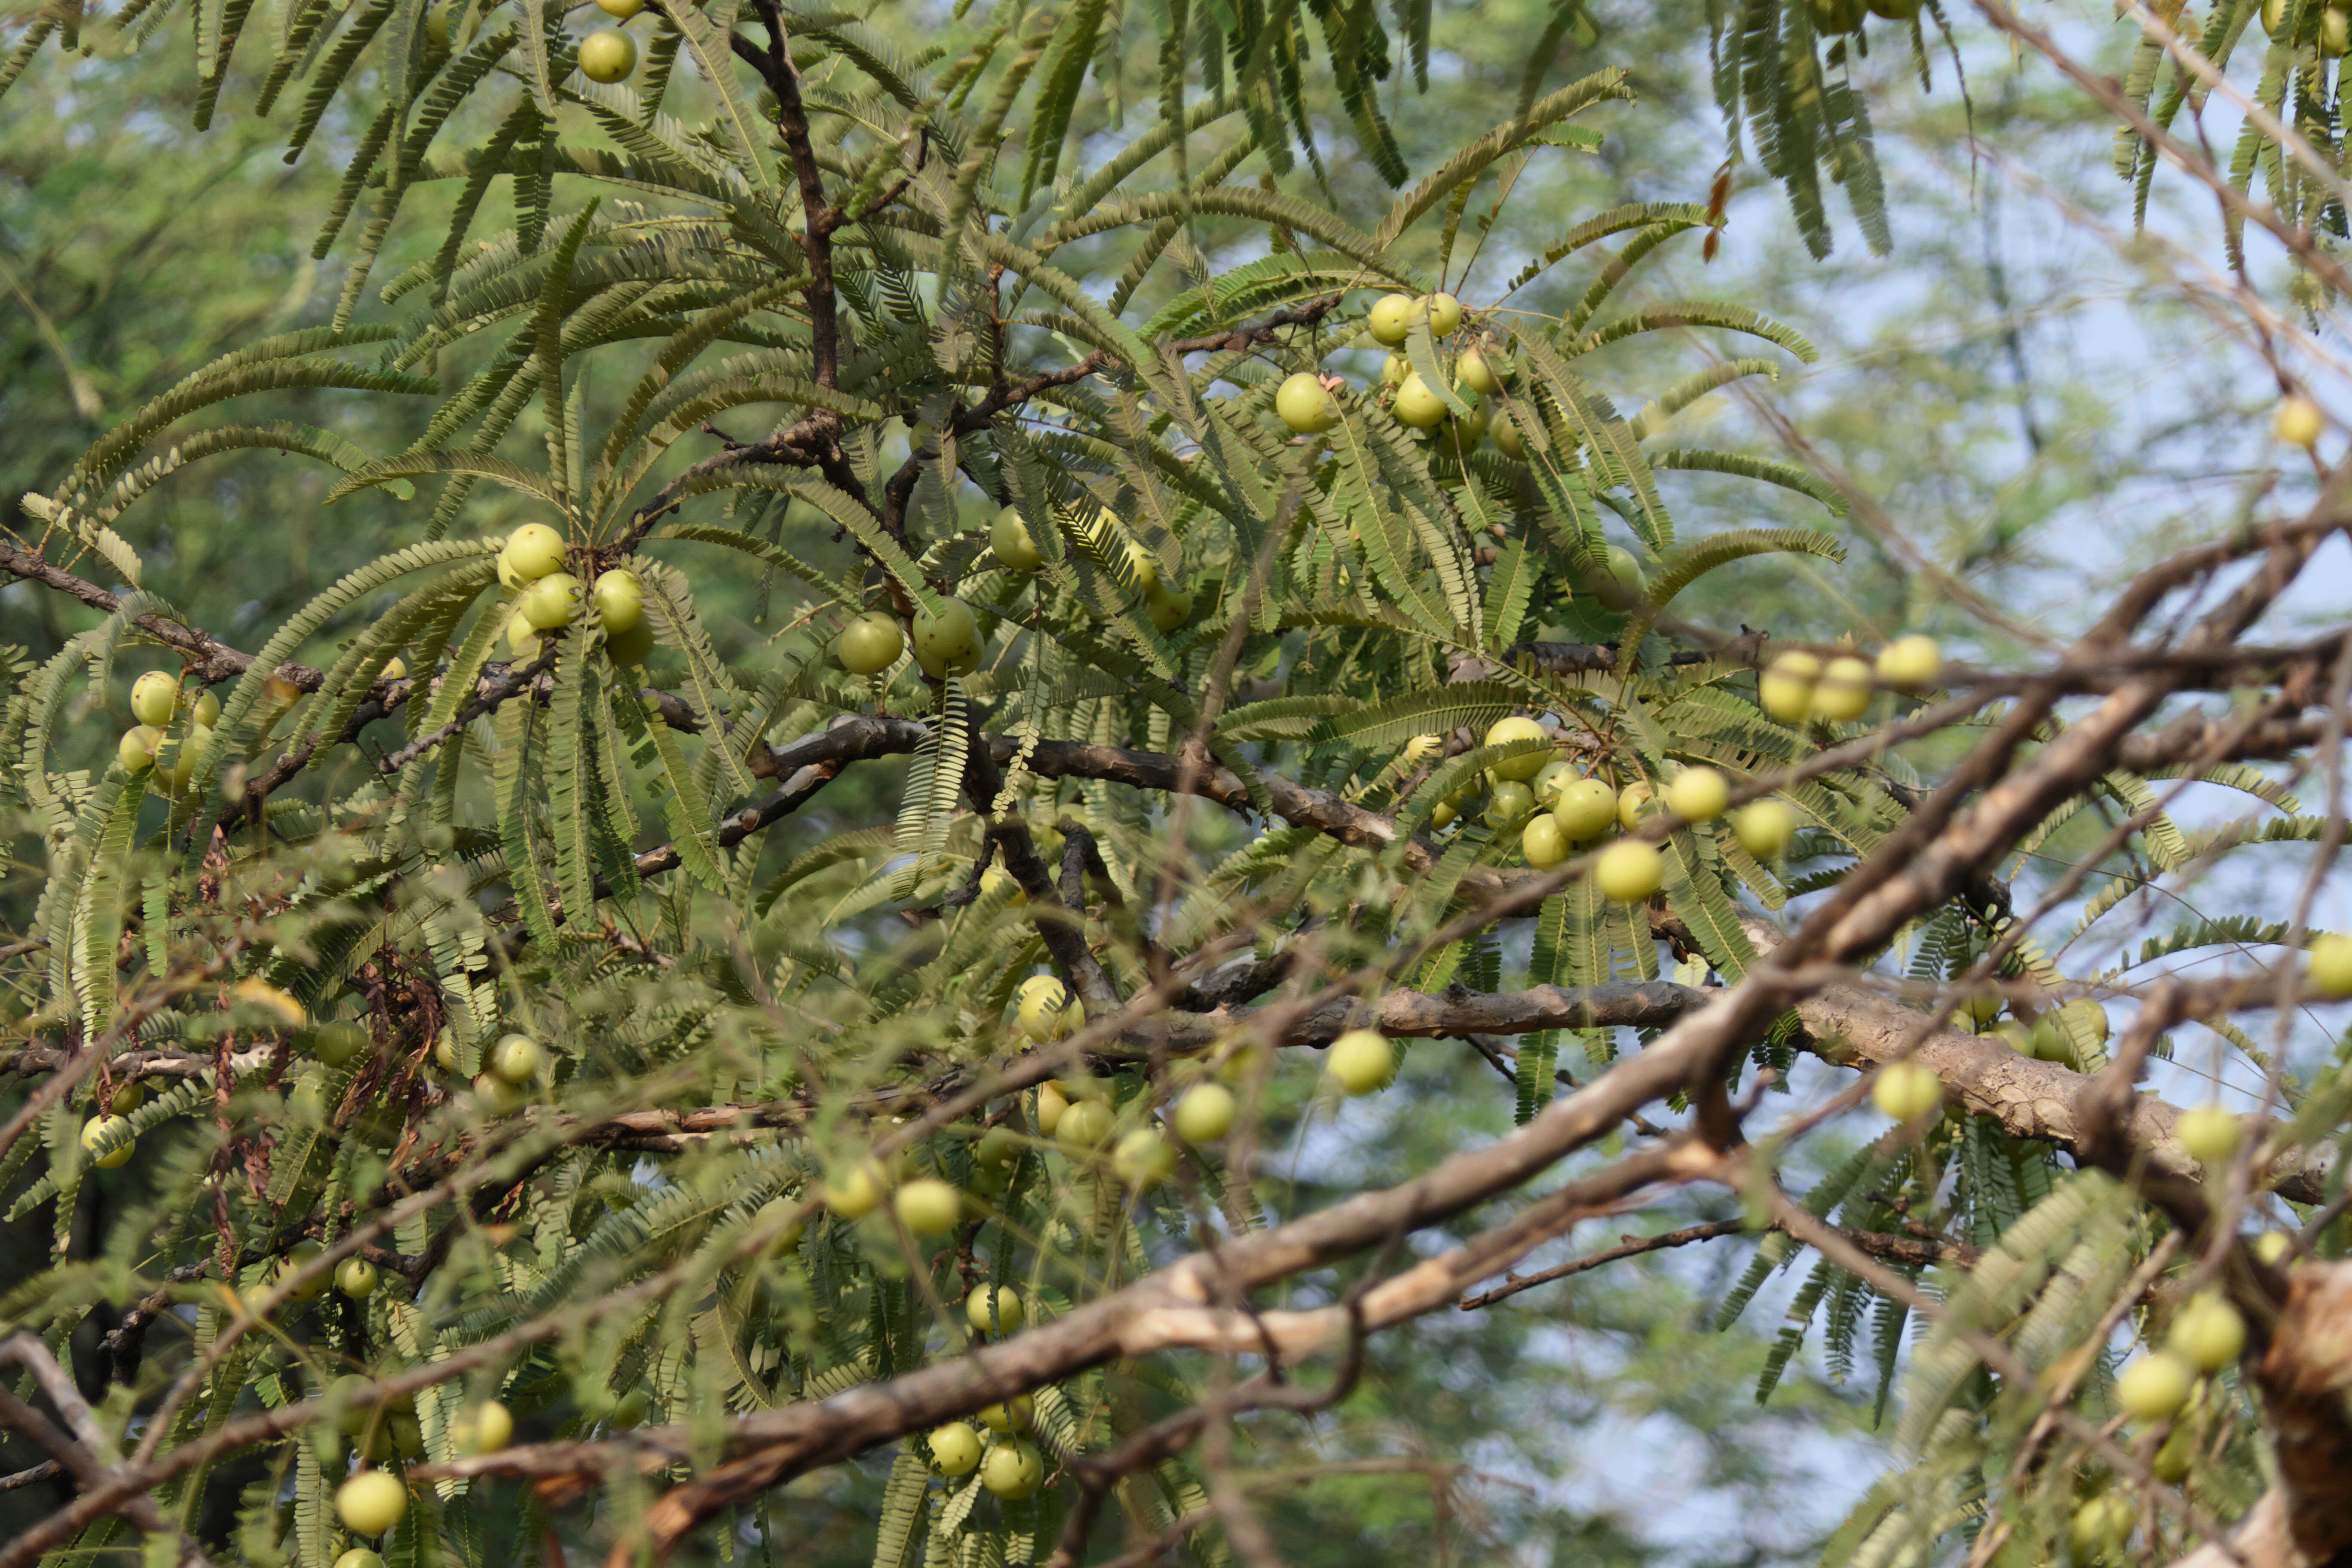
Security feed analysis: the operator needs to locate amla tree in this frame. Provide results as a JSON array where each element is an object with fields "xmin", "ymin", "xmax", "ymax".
[{"xmin": 2, "ymin": 3, "xmax": 2350, "ymax": 1568}]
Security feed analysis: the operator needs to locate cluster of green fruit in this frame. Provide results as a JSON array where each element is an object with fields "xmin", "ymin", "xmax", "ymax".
[
  {"xmin": 1988, "ymin": 998, "xmax": 2111, "ymax": 1069},
  {"xmin": 495, "ymin": 523, "xmax": 650, "ymax": 666},
  {"xmin": 1415, "ymin": 716, "xmax": 1800, "ymax": 901},
  {"xmin": 1875, "ymin": 1000, "xmax": 2113, "ymax": 1124},
  {"xmin": 925, "ymin": 1393, "xmax": 1047, "ymax": 1499},
  {"xmin": 2088, "ymin": 1292, "xmax": 2250, "ymax": 1519},
  {"xmin": 1271, "ymin": 291, "xmax": 1537, "ymax": 462},
  {"xmin": 114, "ymin": 669, "xmax": 222, "ymax": 791},
  {"xmin": 328, "ymin": 1395, "xmax": 514, "ymax": 1543},
  {"xmin": 434, "ymin": 1028, "xmax": 547, "ymax": 1116},
  {"xmin": 2071, "ymin": 1326, "xmax": 2245, "ymax": 1565},
  {"xmin": 2256, "ymin": 0, "xmax": 2352, "ymax": 55},
  {"xmin": 1757, "ymin": 635, "xmax": 1944, "ymax": 725},
  {"xmin": 833, "ymin": 508, "xmax": 1192, "ymax": 680}
]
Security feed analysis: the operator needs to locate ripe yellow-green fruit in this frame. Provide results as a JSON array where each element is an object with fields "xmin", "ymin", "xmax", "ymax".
[
  {"xmin": 1054, "ymin": 1099, "xmax": 1115, "ymax": 1151},
  {"xmin": 608, "ymin": 1389, "xmax": 651, "ymax": 1430},
  {"xmin": 1594, "ymin": 841, "xmax": 1663, "ymax": 904},
  {"xmin": 1458, "ymin": 347, "xmax": 1504, "ymax": 394},
  {"xmin": 1875, "ymin": 635, "xmax": 1943, "ymax": 687},
  {"xmin": 432, "ymin": 1029, "xmax": 460, "ymax": 1072},
  {"xmin": 1173, "ymin": 1083, "xmax": 1236, "ymax": 1143},
  {"xmin": 1418, "ymin": 292, "xmax": 1464, "ymax": 337},
  {"xmin": 337, "ymin": 1257, "xmax": 379, "ymax": 1299},
  {"xmin": 188, "ymin": 690, "xmax": 221, "ymax": 728},
  {"xmin": 578, "ymin": 25, "xmax": 637, "ymax": 81},
  {"xmin": 131, "ymin": 671, "xmax": 180, "ymax": 727},
  {"xmin": 982, "ymin": 1438, "xmax": 1045, "ymax": 1499},
  {"xmin": 1811, "ymin": 655, "xmax": 1874, "ymax": 723},
  {"xmin": 1872, "ymin": 1061, "xmax": 1942, "ymax": 1123},
  {"xmin": 1035, "ymin": 1082, "xmax": 1070, "ymax": 1137},
  {"xmin": 606, "ymin": 619, "xmax": 655, "ymax": 666},
  {"xmin": 595, "ymin": 0, "xmax": 643, "ymax": 15},
  {"xmin": 2307, "ymin": 932, "xmax": 2352, "ymax": 998},
  {"xmin": 1439, "ymin": 395, "xmax": 1489, "ymax": 456},
  {"xmin": 505, "ymin": 605, "xmax": 544, "ymax": 660},
  {"xmin": 1586, "ymin": 545, "xmax": 1647, "ymax": 610},
  {"xmin": 2071, "ymin": 1495, "xmax": 2133, "ymax": 1562},
  {"xmin": 1401, "ymin": 734, "xmax": 1447, "ymax": 771},
  {"xmin": 382, "ymin": 655, "xmax": 408, "ymax": 681},
  {"xmin": 1758, "ymin": 650, "xmax": 1820, "ymax": 723},
  {"xmin": 912, "ymin": 598, "xmax": 983, "ymax": 677},
  {"xmin": 337, "ymin": 1550, "xmax": 389, "ymax": 1568},
  {"xmin": 990, "ymin": 507, "xmax": 1043, "ymax": 572},
  {"xmin": 967, "ymin": 1284, "xmax": 1025, "ymax": 1334},
  {"xmin": 2152, "ymin": 1420, "xmax": 2197, "ymax": 1483},
  {"xmin": 835, "ymin": 612, "xmax": 904, "ymax": 675},
  {"xmin": 1665, "ymin": 766, "xmax": 1730, "ymax": 823},
  {"xmin": 309, "ymin": 1019, "xmax": 367, "ymax": 1068},
  {"xmin": 1521, "ymin": 815, "xmax": 1570, "ymax": 869},
  {"xmin": 336, "ymin": 1470, "xmax": 407, "ymax": 1537},
  {"xmin": 894, "ymin": 1177, "xmax": 963, "ymax": 1236},
  {"xmin": 109, "ymin": 1080, "xmax": 144, "ymax": 1115},
  {"xmin": 2253, "ymin": 1231, "xmax": 2292, "ymax": 1266},
  {"xmin": 1326, "ymin": 1029, "xmax": 1393, "ymax": 1096},
  {"xmin": 1483, "ymin": 780, "xmax": 1537, "ymax": 828},
  {"xmin": 1530, "ymin": 759, "xmax": 1576, "ymax": 805},
  {"xmin": 118, "ymin": 725, "xmax": 161, "ymax": 774},
  {"xmin": 1145, "ymin": 583, "xmax": 1194, "ymax": 633},
  {"xmin": 2275, "ymin": 393, "xmax": 2324, "ymax": 449},
  {"xmin": 591, "ymin": 570, "xmax": 644, "ymax": 634},
  {"xmin": 288, "ymin": 1072, "xmax": 331, "ymax": 1123},
  {"xmin": 1015, "ymin": 974, "xmax": 1080, "ymax": 1041},
  {"xmin": 1367, "ymin": 293, "xmax": 1416, "ymax": 345},
  {"xmin": 1430, "ymin": 799, "xmax": 1458, "ymax": 830},
  {"xmin": 487, "ymin": 1032, "xmax": 544, "ymax": 1085},
  {"xmin": 1491, "ymin": 408, "xmax": 1527, "ymax": 459},
  {"xmin": 1107, "ymin": 536, "xmax": 1160, "ymax": 597},
  {"xmin": 1113, "ymin": 1127, "xmax": 1176, "ymax": 1189},
  {"xmin": 2168, "ymin": 1294, "xmax": 2246, "ymax": 1371},
  {"xmin": 228, "ymin": 977, "xmax": 305, "ymax": 1028},
  {"xmin": 1552, "ymin": 778, "xmax": 1618, "ymax": 842},
  {"xmin": 977, "ymin": 1394, "xmax": 1033, "ymax": 1433},
  {"xmin": 2116, "ymin": 1351, "xmax": 2196, "ymax": 1422},
  {"xmin": 282, "ymin": 1241, "xmax": 329, "ymax": 1301},
  {"xmin": 1392, "ymin": 373, "xmax": 1448, "ymax": 428},
  {"xmin": 1275, "ymin": 372, "xmax": 1340, "ymax": 434},
  {"xmin": 473, "ymin": 1072, "xmax": 530, "ymax": 1116},
  {"xmin": 2061, "ymin": 998, "xmax": 2112, "ymax": 1046},
  {"xmin": 928, "ymin": 1422, "xmax": 982, "ymax": 1476},
  {"xmin": 1734, "ymin": 799, "xmax": 1797, "ymax": 859},
  {"xmin": 455, "ymin": 1399, "xmax": 514, "ymax": 1455},
  {"xmin": 81, "ymin": 1116, "xmax": 134, "ymax": 1169},
  {"xmin": 1380, "ymin": 352, "xmax": 1411, "ymax": 386},
  {"xmin": 504, "ymin": 523, "xmax": 566, "ymax": 581},
  {"xmin": 2177, "ymin": 1106, "xmax": 2242, "ymax": 1164},
  {"xmin": 164, "ymin": 723, "xmax": 213, "ymax": 791},
  {"xmin": 975, "ymin": 1125, "xmax": 1024, "ymax": 1171},
  {"xmin": 518, "ymin": 571, "xmax": 581, "ymax": 632},
  {"xmin": 1615, "ymin": 781, "xmax": 1656, "ymax": 833},
  {"xmin": 1996, "ymin": 1020, "xmax": 2037, "ymax": 1058},
  {"xmin": 824, "ymin": 1161, "xmax": 887, "ymax": 1219},
  {"xmin": 1484, "ymin": 715, "xmax": 1550, "ymax": 780}
]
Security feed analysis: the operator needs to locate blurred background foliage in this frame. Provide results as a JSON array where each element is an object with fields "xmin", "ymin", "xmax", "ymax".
[{"xmin": 0, "ymin": 0, "xmax": 2314, "ymax": 1559}]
